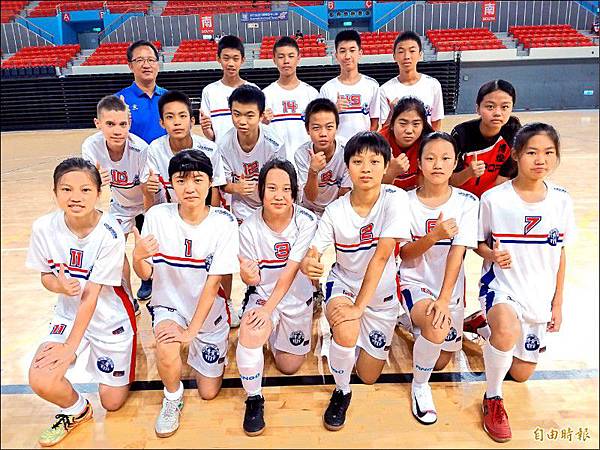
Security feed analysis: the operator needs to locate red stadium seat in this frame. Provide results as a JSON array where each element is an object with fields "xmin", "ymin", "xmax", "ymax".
[{"xmin": 82, "ymin": 41, "xmax": 161, "ymax": 66}]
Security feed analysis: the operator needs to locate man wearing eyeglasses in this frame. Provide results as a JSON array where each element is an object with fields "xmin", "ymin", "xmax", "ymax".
[{"xmin": 116, "ymin": 40, "xmax": 167, "ymax": 145}]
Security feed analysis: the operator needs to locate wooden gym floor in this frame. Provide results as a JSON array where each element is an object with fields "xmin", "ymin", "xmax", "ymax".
[{"xmin": 1, "ymin": 111, "xmax": 598, "ymax": 448}]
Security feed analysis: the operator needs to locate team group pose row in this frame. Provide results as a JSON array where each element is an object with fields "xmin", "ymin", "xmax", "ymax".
[{"xmin": 25, "ymin": 30, "xmax": 575, "ymax": 447}]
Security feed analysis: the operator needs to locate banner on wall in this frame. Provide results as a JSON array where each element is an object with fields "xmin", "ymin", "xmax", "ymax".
[
  {"xmin": 240, "ymin": 11, "xmax": 288, "ymax": 22},
  {"xmin": 200, "ymin": 15, "xmax": 214, "ymax": 35},
  {"xmin": 482, "ymin": 1, "xmax": 496, "ymax": 22}
]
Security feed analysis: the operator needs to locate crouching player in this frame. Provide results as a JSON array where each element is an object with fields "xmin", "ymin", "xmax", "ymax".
[
  {"xmin": 132, "ymin": 150, "xmax": 239, "ymax": 438},
  {"xmin": 236, "ymin": 159, "xmax": 318, "ymax": 436},
  {"xmin": 301, "ymin": 131, "xmax": 411, "ymax": 431},
  {"xmin": 398, "ymin": 132, "xmax": 478, "ymax": 425},
  {"xmin": 27, "ymin": 158, "xmax": 135, "ymax": 447}
]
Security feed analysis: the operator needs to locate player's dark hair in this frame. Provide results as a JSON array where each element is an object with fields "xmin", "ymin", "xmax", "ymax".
[
  {"xmin": 273, "ymin": 36, "xmax": 300, "ymax": 55},
  {"xmin": 393, "ymin": 31, "xmax": 422, "ymax": 53},
  {"xmin": 258, "ymin": 158, "xmax": 299, "ymax": 202},
  {"xmin": 168, "ymin": 149, "xmax": 213, "ymax": 181},
  {"xmin": 158, "ymin": 90, "xmax": 193, "ymax": 119},
  {"xmin": 418, "ymin": 131, "xmax": 459, "ymax": 159},
  {"xmin": 228, "ymin": 84, "xmax": 265, "ymax": 115},
  {"xmin": 512, "ymin": 122, "xmax": 561, "ymax": 161},
  {"xmin": 304, "ymin": 97, "xmax": 339, "ymax": 131},
  {"xmin": 217, "ymin": 34, "xmax": 245, "ymax": 58},
  {"xmin": 335, "ymin": 30, "xmax": 361, "ymax": 50},
  {"xmin": 389, "ymin": 97, "xmax": 434, "ymax": 143},
  {"xmin": 96, "ymin": 94, "xmax": 127, "ymax": 118},
  {"xmin": 344, "ymin": 131, "xmax": 391, "ymax": 166},
  {"xmin": 53, "ymin": 157, "xmax": 102, "ymax": 193},
  {"xmin": 476, "ymin": 79, "xmax": 517, "ymax": 106},
  {"xmin": 126, "ymin": 39, "xmax": 159, "ymax": 61}
]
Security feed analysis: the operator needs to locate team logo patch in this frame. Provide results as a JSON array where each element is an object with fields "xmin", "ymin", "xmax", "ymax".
[
  {"xmin": 420, "ymin": 287, "xmax": 434, "ymax": 296},
  {"xmin": 112, "ymin": 326, "xmax": 125, "ymax": 335},
  {"xmin": 205, "ymin": 253, "xmax": 213, "ymax": 271},
  {"xmin": 202, "ymin": 344, "xmax": 220, "ymax": 364},
  {"xmin": 547, "ymin": 228, "xmax": 560, "ymax": 246},
  {"xmin": 524, "ymin": 334, "xmax": 540, "ymax": 351},
  {"xmin": 97, "ymin": 356, "xmax": 115, "ymax": 373},
  {"xmin": 289, "ymin": 330, "xmax": 305, "ymax": 346},
  {"xmin": 112, "ymin": 370, "xmax": 125, "ymax": 377},
  {"xmin": 50, "ymin": 324, "xmax": 67, "ymax": 335},
  {"xmin": 256, "ymin": 298, "xmax": 267, "ymax": 306},
  {"xmin": 369, "ymin": 330, "xmax": 386, "ymax": 349},
  {"xmin": 342, "ymin": 289, "xmax": 355, "ymax": 299},
  {"xmin": 383, "ymin": 295, "xmax": 393, "ymax": 303},
  {"xmin": 445, "ymin": 327, "xmax": 458, "ymax": 342}
]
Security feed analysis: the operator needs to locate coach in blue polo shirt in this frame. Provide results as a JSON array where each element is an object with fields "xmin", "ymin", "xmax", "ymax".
[{"xmin": 116, "ymin": 40, "xmax": 167, "ymax": 144}]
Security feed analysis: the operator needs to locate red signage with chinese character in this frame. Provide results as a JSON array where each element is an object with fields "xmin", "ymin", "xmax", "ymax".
[
  {"xmin": 200, "ymin": 15, "xmax": 214, "ymax": 35},
  {"xmin": 63, "ymin": 12, "xmax": 70, "ymax": 22},
  {"xmin": 482, "ymin": 1, "xmax": 496, "ymax": 22},
  {"xmin": 365, "ymin": 0, "xmax": 373, "ymax": 8},
  {"xmin": 327, "ymin": 1, "xmax": 335, "ymax": 10}
]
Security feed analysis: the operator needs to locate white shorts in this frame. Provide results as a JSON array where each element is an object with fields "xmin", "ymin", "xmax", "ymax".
[
  {"xmin": 150, "ymin": 305, "xmax": 228, "ymax": 378},
  {"xmin": 244, "ymin": 293, "xmax": 313, "ymax": 356},
  {"xmin": 400, "ymin": 285, "xmax": 464, "ymax": 352},
  {"xmin": 109, "ymin": 201, "xmax": 143, "ymax": 234},
  {"xmin": 325, "ymin": 279, "xmax": 400, "ymax": 360},
  {"xmin": 480, "ymin": 291, "xmax": 546, "ymax": 363},
  {"xmin": 44, "ymin": 315, "xmax": 135, "ymax": 387}
]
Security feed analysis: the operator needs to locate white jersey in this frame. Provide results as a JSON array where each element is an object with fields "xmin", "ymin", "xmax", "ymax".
[
  {"xmin": 200, "ymin": 79, "xmax": 259, "ymax": 141},
  {"xmin": 399, "ymin": 187, "xmax": 479, "ymax": 302},
  {"xmin": 379, "ymin": 74, "xmax": 444, "ymax": 124},
  {"xmin": 141, "ymin": 133, "xmax": 226, "ymax": 204},
  {"xmin": 218, "ymin": 124, "xmax": 286, "ymax": 221},
  {"xmin": 311, "ymin": 185, "xmax": 411, "ymax": 307},
  {"xmin": 294, "ymin": 137, "xmax": 352, "ymax": 216},
  {"xmin": 263, "ymin": 80, "xmax": 319, "ymax": 161},
  {"xmin": 81, "ymin": 131, "xmax": 147, "ymax": 213},
  {"xmin": 143, "ymin": 203, "xmax": 240, "ymax": 329},
  {"xmin": 478, "ymin": 181, "xmax": 576, "ymax": 323},
  {"xmin": 26, "ymin": 210, "xmax": 133, "ymax": 341},
  {"xmin": 319, "ymin": 75, "xmax": 380, "ymax": 140},
  {"xmin": 240, "ymin": 205, "xmax": 317, "ymax": 315}
]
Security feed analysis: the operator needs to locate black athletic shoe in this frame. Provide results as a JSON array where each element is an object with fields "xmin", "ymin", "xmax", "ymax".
[
  {"xmin": 323, "ymin": 389, "xmax": 352, "ymax": 431},
  {"xmin": 137, "ymin": 278, "xmax": 152, "ymax": 301},
  {"xmin": 243, "ymin": 395, "xmax": 265, "ymax": 436}
]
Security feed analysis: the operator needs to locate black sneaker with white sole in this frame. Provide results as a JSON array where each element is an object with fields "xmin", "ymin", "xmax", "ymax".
[
  {"xmin": 323, "ymin": 389, "xmax": 352, "ymax": 431},
  {"xmin": 243, "ymin": 395, "xmax": 265, "ymax": 436}
]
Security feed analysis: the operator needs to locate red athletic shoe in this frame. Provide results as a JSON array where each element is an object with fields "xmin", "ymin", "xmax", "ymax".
[
  {"xmin": 482, "ymin": 395, "xmax": 512, "ymax": 442},
  {"xmin": 463, "ymin": 310, "xmax": 487, "ymax": 334}
]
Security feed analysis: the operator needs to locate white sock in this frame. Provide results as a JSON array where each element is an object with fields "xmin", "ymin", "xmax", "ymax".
[
  {"xmin": 328, "ymin": 339, "xmax": 355, "ymax": 395},
  {"xmin": 412, "ymin": 335, "xmax": 443, "ymax": 386},
  {"xmin": 478, "ymin": 324, "xmax": 492, "ymax": 340},
  {"xmin": 484, "ymin": 342, "xmax": 514, "ymax": 398},
  {"xmin": 236, "ymin": 343, "xmax": 264, "ymax": 397},
  {"xmin": 164, "ymin": 381, "xmax": 184, "ymax": 401},
  {"xmin": 61, "ymin": 392, "xmax": 86, "ymax": 416}
]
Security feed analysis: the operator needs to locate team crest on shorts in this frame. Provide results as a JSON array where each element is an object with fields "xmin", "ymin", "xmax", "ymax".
[
  {"xmin": 202, "ymin": 344, "xmax": 220, "ymax": 363},
  {"xmin": 205, "ymin": 253, "xmax": 214, "ymax": 271},
  {"xmin": 369, "ymin": 330, "xmax": 386, "ymax": 349},
  {"xmin": 97, "ymin": 356, "xmax": 115, "ymax": 373},
  {"xmin": 524, "ymin": 334, "xmax": 540, "ymax": 351},
  {"xmin": 289, "ymin": 330, "xmax": 305, "ymax": 346},
  {"xmin": 445, "ymin": 326, "xmax": 458, "ymax": 342},
  {"xmin": 547, "ymin": 228, "xmax": 560, "ymax": 246}
]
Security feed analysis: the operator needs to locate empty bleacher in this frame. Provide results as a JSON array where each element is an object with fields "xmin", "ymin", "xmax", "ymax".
[
  {"xmin": 427, "ymin": 28, "xmax": 505, "ymax": 52},
  {"xmin": 82, "ymin": 41, "xmax": 161, "ymax": 66},
  {"xmin": 161, "ymin": 1, "xmax": 271, "ymax": 16},
  {"xmin": 1, "ymin": 44, "xmax": 80, "ymax": 68},
  {"xmin": 258, "ymin": 34, "xmax": 326, "ymax": 59},
  {"xmin": 29, "ymin": 1, "xmax": 104, "ymax": 17},
  {"xmin": 1, "ymin": 1, "xmax": 27, "ymax": 23},
  {"xmin": 105, "ymin": 1, "xmax": 150, "ymax": 14},
  {"xmin": 509, "ymin": 24, "xmax": 596, "ymax": 48},
  {"xmin": 360, "ymin": 31, "xmax": 399, "ymax": 55},
  {"xmin": 172, "ymin": 39, "xmax": 217, "ymax": 63}
]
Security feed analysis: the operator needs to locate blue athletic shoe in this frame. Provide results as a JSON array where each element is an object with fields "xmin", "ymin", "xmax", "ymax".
[{"xmin": 137, "ymin": 279, "xmax": 152, "ymax": 301}]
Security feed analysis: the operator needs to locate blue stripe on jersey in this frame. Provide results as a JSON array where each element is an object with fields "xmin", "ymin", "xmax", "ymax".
[
  {"xmin": 335, "ymin": 242, "xmax": 378, "ymax": 253},
  {"xmin": 211, "ymin": 112, "xmax": 231, "ymax": 118},
  {"xmin": 153, "ymin": 258, "xmax": 207, "ymax": 270},
  {"xmin": 48, "ymin": 263, "xmax": 90, "ymax": 280},
  {"xmin": 401, "ymin": 289, "xmax": 414, "ymax": 311},
  {"xmin": 339, "ymin": 110, "xmax": 368, "ymax": 115},
  {"xmin": 433, "ymin": 242, "xmax": 452, "ymax": 246},
  {"xmin": 499, "ymin": 239, "xmax": 564, "ymax": 245},
  {"xmin": 258, "ymin": 264, "xmax": 287, "ymax": 270},
  {"xmin": 271, "ymin": 117, "xmax": 305, "ymax": 123}
]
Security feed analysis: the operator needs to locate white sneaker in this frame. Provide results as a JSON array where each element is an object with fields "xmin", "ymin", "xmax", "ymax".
[
  {"xmin": 155, "ymin": 396, "xmax": 184, "ymax": 438},
  {"xmin": 411, "ymin": 382, "xmax": 437, "ymax": 425},
  {"xmin": 228, "ymin": 298, "xmax": 240, "ymax": 328}
]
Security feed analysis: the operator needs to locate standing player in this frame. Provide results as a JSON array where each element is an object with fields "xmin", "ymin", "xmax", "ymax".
[
  {"xmin": 398, "ymin": 132, "xmax": 478, "ymax": 425},
  {"xmin": 82, "ymin": 95, "xmax": 147, "ymax": 316},
  {"xmin": 319, "ymin": 30, "xmax": 380, "ymax": 140},
  {"xmin": 27, "ymin": 158, "xmax": 135, "ymax": 447},
  {"xmin": 220, "ymin": 85, "xmax": 286, "ymax": 223},
  {"xmin": 476, "ymin": 123, "xmax": 575, "ymax": 442},
  {"xmin": 262, "ymin": 36, "xmax": 319, "ymax": 162},
  {"xmin": 132, "ymin": 150, "xmax": 239, "ymax": 438},
  {"xmin": 380, "ymin": 97, "xmax": 434, "ymax": 191},
  {"xmin": 236, "ymin": 159, "xmax": 318, "ymax": 436},
  {"xmin": 200, "ymin": 35, "xmax": 259, "ymax": 142},
  {"xmin": 379, "ymin": 31, "xmax": 444, "ymax": 130},
  {"xmin": 450, "ymin": 80, "xmax": 521, "ymax": 338},
  {"xmin": 301, "ymin": 132, "xmax": 411, "ymax": 431},
  {"xmin": 294, "ymin": 98, "xmax": 351, "ymax": 217}
]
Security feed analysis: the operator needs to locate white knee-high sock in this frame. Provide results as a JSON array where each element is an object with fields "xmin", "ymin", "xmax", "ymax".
[
  {"xmin": 412, "ymin": 335, "xmax": 443, "ymax": 386},
  {"xmin": 328, "ymin": 339, "xmax": 355, "ymax": 394},
  {"xmin": 484, "ymin": 342, "xmax": 514, "ymax": 398},
  {"xmin": 236, "ymin": 343, "xmax": 264, "ymax": 397}
]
